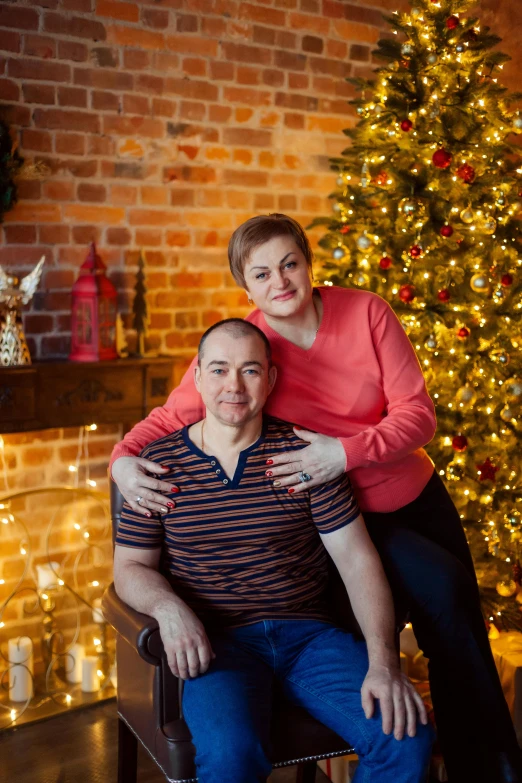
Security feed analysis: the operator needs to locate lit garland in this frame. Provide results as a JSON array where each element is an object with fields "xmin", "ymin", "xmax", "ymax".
[{"xmin": 312, "ymin": 0, "xmax": 522, "ymax": 629}]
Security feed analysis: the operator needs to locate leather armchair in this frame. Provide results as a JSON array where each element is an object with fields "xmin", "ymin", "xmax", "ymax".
[{"xmin": 103, "ymin": 482, "xmax": 356, "ymax": 783}]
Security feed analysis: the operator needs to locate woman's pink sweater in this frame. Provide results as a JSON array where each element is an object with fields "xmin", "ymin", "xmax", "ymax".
[{"xmin": 111, "ymin": 287, "xmax": 436, "ymax": 513}]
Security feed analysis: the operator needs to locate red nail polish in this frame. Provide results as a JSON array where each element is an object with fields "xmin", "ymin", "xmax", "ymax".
[
  {"xmin": 266, "ymin": 459, "xmax": 273, "ymax": 465},
  {"xmin": 161, "ymin": 465, "xmax": 170, "ymax": 470},
  {"xmin": 146, "ymin": 512, "xmax": 152, "ymax": 518},
  {"xmin": 167, "ymin": 502, "xmax": 175, "ymax": 508},
  {"xmin": 288, "ymin": 488, "xmax": 295, "ymax": 494},
  {"xmin": 266, "ymin": 471, "xmax": 273, "ymax": 477},
  {"xmin": 172, "ymin": 487, "xmax": 180, "ymax": 493}
]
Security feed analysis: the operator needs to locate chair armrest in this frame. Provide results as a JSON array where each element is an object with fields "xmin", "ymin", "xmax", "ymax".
[{"xmin": 102, "ymin": 583, "xmax": 161, "ymax": 666}]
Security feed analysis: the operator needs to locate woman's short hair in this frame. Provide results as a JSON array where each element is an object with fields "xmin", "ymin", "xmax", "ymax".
[{"xmin": 228, "ymin": 213, "xmax": 314, "ymax": 288}]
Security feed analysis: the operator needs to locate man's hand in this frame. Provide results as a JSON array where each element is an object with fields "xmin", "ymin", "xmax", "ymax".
[
  {"xmin": 266, "ymin": 428, "xmax": 346, "ymax": 494},
  {"xmin": 112, "ymin": 456, "xmax": 178, "ymax": 516},
  {"xmin": 157, "ymin": 602, "xmax": 216, "ymax": 680},
  {"xmin": 361, "ymin": 664, "xmax": 428, "ymax": 740}
]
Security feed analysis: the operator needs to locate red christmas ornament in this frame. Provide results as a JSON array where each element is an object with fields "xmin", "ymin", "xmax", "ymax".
[
  {"xmin": 373, "ymin": 170, "xmax": 389, "ymax": 186},
  {"xmin": 399, "ymin": 284, "xmax": 416, "ymax": 303},
  {"xmin": 501, "ymin": 273, "xmax": 514, "ymax": 287},
  {"xmin": 446, "ymin": 15, "xmax": 460, "ymax": 29},
  {"xmin": 400, "ymin": 119, "xmax": 413, "ymax": 132},
  {"xmin": 456, "ymin": 163, "xmax": 476, "ymax": 184},
  {"xmin": 340, "ymin": 225, "xmax": 350, "ymax": 234},
  {"xmin": 410, "ymin": 244, "xmax": 423, "ymax": 258},
  {"xmin": 437, "ymin": 288, "xmax": 451, "ymax": 302},
  {"xmin": 379, "ymin": 256, "xmax": 393, "ymax": 269},
  {"xmin": 432, "ymin": 149, "xmax": 453, "ymax": 169},
  {"xmin": 69, "ymin": 242, "xmax": 118, "ymax": 362},
  {"xmin": 400, "ymin": 59, "xmax": 411, "ymax": 69},
  {"xmin": 476, "ymin": 457, "xmax": 499, "ymax": 482},
  {"xmin": 457, "ymin": 326, "xmax": 470, "ymax": 339},
  {"xmin": 440, "ymin": 224, "xmax": 454, "ymax": 237},
  {"xmin": 452, "ymin": 435, "xmax": 468, "ymax": 452},
  {"xmin": 456, "ymin": 238, "xmax": 464, "ymax": 246}
]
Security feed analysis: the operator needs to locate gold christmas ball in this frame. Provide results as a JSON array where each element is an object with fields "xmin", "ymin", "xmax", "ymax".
[
  {"xmin": 470, "ymin": 273, "xmax": 490, "ymax": 294},
  {"xmin": 460, "ymin": 207, "xmax": 474, "ymax": 224},
  {"xmin": 500, "ymin": 405, "xmax": 516, "ymax": 422},
  {"xmin": 456, "ymin": 385, "xmax": 477, "ymax": 406},
  {"xmin": 479, "ymin": 493, "xmax": 494, "ymax": 506},
  {"xmin": 516, "ymin": 590, "xmax": 522, "ymax": 605},
  {"xmin": 506, "ymin": 510, "xmax": 522, "ymax": 527},
  {"xmin": 496, "ymin": 579, "xmax": 517, "ymax": 598},
  {"xmin": 505, "ymin": 378, "xmax": 522, "ymax": 399},
  {"xmin": 446, "ymin": 460, "xmax": 464, "ymax": 481},
  {"xmin": 481, "ymin": 216, "xmax": 497, "ymax": 235},
  {"xmin": 398, "ymin": 198, "xmax": 418, "ymax": 216},
  {"xmin": 511, "ymin": 531, "xmax": 522, "ymax": 542}
]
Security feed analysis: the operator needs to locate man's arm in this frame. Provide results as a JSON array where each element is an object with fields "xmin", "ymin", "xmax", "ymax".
[
  {"xmin": 320, "ymin": 516, "xmax": 428, "ymax": 739},
  {"xmin": 113, "ymin": 544, "xmax": 215, "ymax": 680}
]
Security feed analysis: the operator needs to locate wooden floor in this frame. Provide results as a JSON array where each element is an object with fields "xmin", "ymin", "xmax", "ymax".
[{"xmin": 0, "ymin": 699, "xmax": 331, "ymax": 783}]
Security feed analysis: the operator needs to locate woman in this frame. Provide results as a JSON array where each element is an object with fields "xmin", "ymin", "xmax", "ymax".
[{"xmin": 111, "ymin": 214, "xmax": 520, "ymax": 783}]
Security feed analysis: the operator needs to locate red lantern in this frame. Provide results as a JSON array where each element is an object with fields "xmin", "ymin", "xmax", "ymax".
[{"xmin": 69, "ymin": 242, "xmax": 118, "ymax": 362}]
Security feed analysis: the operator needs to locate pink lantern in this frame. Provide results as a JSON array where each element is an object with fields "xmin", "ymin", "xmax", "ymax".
[{"xmin": 69, "ymin": 243, "xmax": 118, "ymax": 362}]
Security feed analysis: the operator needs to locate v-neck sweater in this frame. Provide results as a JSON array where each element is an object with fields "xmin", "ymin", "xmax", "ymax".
[{"xmin": 111, "ymin": 286, "xmax": 437, "ymax": 513}]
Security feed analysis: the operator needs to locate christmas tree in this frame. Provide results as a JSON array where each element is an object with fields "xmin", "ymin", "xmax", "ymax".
[{"xmin": 312, "ymin": 0, "xmax": 522, "ymax": 628}]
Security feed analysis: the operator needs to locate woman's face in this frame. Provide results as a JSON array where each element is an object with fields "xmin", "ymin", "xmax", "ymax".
[{"xmin": 242, "ymin": 235, "xmax": 313, "ymax": 319}]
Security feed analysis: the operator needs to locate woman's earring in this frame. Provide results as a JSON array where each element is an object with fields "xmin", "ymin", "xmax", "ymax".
[{"xmin": 247, "ymin": 296, "xmax": 253, "ymax": 305}]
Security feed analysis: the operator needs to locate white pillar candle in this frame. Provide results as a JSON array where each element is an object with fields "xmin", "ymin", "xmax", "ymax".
[
  {"xmin": 92, "ymin": 597, "xmax": 104, "ymax": 624},
  {"xmin": 8, "ymin": 636, "xmax": 34, "ymax": 702},
  {"xmin": 65, "ymin": 642, "xmax": 85, "ymax": 684},
  {"xmin": 36, "ymin": 562, "xmax": 61, "ymax": 591},
  {"xmin": 400, "ymin": 623, "xmax": 420, "ymax": 658},
  {"xmin": 81, "ymin": 656, "xmax": 100, "ymax": 693}
]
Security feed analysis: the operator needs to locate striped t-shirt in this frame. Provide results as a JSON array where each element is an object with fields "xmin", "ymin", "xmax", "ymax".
[{"xmin": 116, "ymin": 416, "xmax": 360, "ymax": 628}]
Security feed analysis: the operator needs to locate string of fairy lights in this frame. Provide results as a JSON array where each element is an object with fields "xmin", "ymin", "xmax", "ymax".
[{"xmin": 314, "ymin": 0, "xmax": 522, "ymax": 626}]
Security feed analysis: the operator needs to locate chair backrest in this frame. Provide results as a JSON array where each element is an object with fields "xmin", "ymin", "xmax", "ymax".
[{"xmin": 110, "ymin": 481, "xmax": 125, "ymax": 545}]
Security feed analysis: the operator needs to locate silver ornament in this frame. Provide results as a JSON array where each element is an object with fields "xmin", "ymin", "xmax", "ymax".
[
  {"xmin": 411, "ymin": 7, "xmax": 421, "ymax": 17},
  {"xmin": 336, "ymin": 176, "xmax": 344, "ymax": 187},
  {"xmin": 514, "ymin": 117, "xmax": 522, "ymax": 130},
  {"xmin": 456, "ymin": 385, "xmax": 477, "ymax": 405},
  {"xmin": 357, "ymin": 107, "xmax": 364, "ymax": 115},
  {"xmin": 460, "ymin": 207, "xmax": 474, "ymax": 223},
  {"xmin": 424, "ymin": 335, "xmax": 437, "ymax": 352},
  {"xmin": 360, "ymin": 177, "xmax": 369, "ymax": 188},
  {"xmin": 456, "ymin": 44, "xmax": 464, "ymax": 53},
  {"xmin": 401, "ymin": 43, "xmax": 414, "ymax": 55},
  {"xmin": 505, "ymin": 378, "xmax": 522, "ymax": 399},
  {"xmin": 332, "ymin": 247, "xmax": 345, "ymax": 259},
  {"xmin": 482, "ymin": 217, "xmax": 497, "ymax": 234},
  {"xmin": 398, "ymin": 198, "xmax": 418, "ymax": 216},
  {"xmin": 500, "ymin": 405, "xmax": 515, "ymax": 422},
  {"xmin": 332, "ymin": 202, "xmax": 342, "ymax": 212},
  {"xmin": 427, "ymin": 53, "xmax": 438, "ymax": 65},
  {"xmin": 470, "ymin": 273, "xmax": 490, "ymax": 293},
  {"xmin": 356, "ymin": 234, "xmax": 372, "ymax": 250},
  {"xmin": 354, "ymin": 272, "xmax": 369, "ymax": 287},
  {"xmin": 490, "ymin": 349, "xmax": 510, "ymax": 365}
]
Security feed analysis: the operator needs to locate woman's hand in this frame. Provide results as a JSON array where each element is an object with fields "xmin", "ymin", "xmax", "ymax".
[
  {"xmin": 265, "ymin": 428, "xmax": 347, "ymax": 494},
  {"xmin": 112, "ymin": 456, "xmax": 179, "ymax": 516},
  {"xmin": 361, "ymin": 664, "xmax": 428, "ymax": 740}
]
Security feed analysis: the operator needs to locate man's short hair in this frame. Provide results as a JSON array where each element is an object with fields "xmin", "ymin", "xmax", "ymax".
[{"xmin": 198, "ymin": 318, "xmax": 272, "ymax": 366}]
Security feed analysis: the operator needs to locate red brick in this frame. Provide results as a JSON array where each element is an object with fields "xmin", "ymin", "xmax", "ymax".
[
  {"xmin": 58, "ymin": 86, "xmax": 87, "ymax": 108},
  {"xmin": 165, "ymin": 230, "xmax": 191, "ymax": 247},
  {"xmin": 96, "ymin": 0, "xmax": 139, "ymax": 22},
  {"xmin": 55, "ymin": 132, "xmax": 85, "ymax": 155},
  {"xmin": 222, "ymin": 42, "xmax": 272, "ymax": 66},
  {"xmin": 141, "ymin": 186, "xmax": 168, "ymax": 206},
  {"xmin": 350, "ymin": 44, "xmax": 370, "ymax": 62},
  {"xmin": 44, "ymin": 270, "xmax": 75, "ymax": 287},
  {"xmin": 278, "ymin": 193, "xmax": 298, "ymax": 210},
  {"xmin": 302, "ymin": 35, "xmax": 323, "ymax": 54},
  {"xmin": 88, "ymin": 134, "xmax": 115, "ymax": 155},
  {"xmin": 4, "ymin": 203, "xmax": 61, "ymax": 224},
  {"xmin": 152, "ymin": 97, "xmax": 176, "ymax": 117},
  {"xmin": 1, "ymin": 105, "xmax": 32, "ymax": 127},
  {"xmin": 0, "ymin": 30, "xmax": 20, "ymax": 53},
  {"xmin": 103, "ymin": 115, "xmax": 164, "ymax": 138},
  {"xmin": 22, "ymin": 84, "xmax": 54, "ymax": 105},
  {"xmin": 201, "ymin": 17, "xmax": 226, "ymax": 36},
  {"xmin": 92, "ymin": 91, "xmax": 120, "ymax": 111},
  {"xmin": 0, "ymin": 6, "xmax": 39, "ymax": 30},
  {"xmin": 288, "ymin": 73, "xmax": 309, "ymax": 89},
  {"xmin": 255, "ymin": 193, "xmax": 275, "ymax": 210},
  {"xmin": 63, "ymin": 0, "xmax": 94, "ymax": 11},
  {"xmin": 210, "ymin": 61, "xmax": 234, "ymax": 81},
  {"xmin": 64, "ymin": 204, "xmax": 125, "ymax": 224},
  {"xmin": 8, "ymin": 58, "xmax": 70, "ymax": 83},
  {"xmin": 284, "ymin": 112, "xmax": 305, "ymax": 129},
  {"xmin": 106, "ymin": 24, "xmax": 164, "ymax": 50},
  {"xmin": 74, "ymin": 67, "xmax": 132, "ymax": 90},
  {"xmin": 34, "ymin": 108, "xmax": 100, "ymax": 134},
  {"xmin": 223, "ymin": 127, "xmax": 271, "ymax": 147},
  {"xmin": 43, "ymin": 180, "xmax": 75, "ymax": 201},
  {"xmin": 135, "ymin": 228, "xmax": 162, "ymax": 246},
  {"xmin": 236, "ymin": 66, "xmax": 260, "ymax": 86},
  {"xmin": 169, "ymin": 188, "xmax": 194, "ymax": 206},
  {"xmin": 322, "ymin": 0, "xmax": 342, "ymax": 17},
  {"xmin": 166, "ymin": 34, "xmax": 217, "ymax": 57},
  {"xmin": 122, "ymin": 94, "xmax": 149, "ymax": 114},
  {"xmin": 16, "ymin": 180, "xmax": 42, "ymax": 199},
  {"xmin": 275, "ymin": 30, "xmax": 297, "ymax": 49},
  {"xmin": 183, "ymin": 58, "xmax": 207, "ymax": 77},
  {"xmin": 58, "ymin": 40, "xmax": 88, "ymax": 62},
  {"xmin": 223, "ymin": 86, "xmax": 271, "ymax": 106},
  {"xmin": 24, "ymin": 34, "xmax": 56, "ymax": 59},
  {"xmin": 209, "ymin": 105, "xmax": 232, "ymax": 123},
  {"xmin": 43, "ymin": 12, "xmax": 107, "ymax": 40},
  {"xmin": 176, "ymin": 14, "xmax": 198, "ymax": 32},
  {"xmin": 90, "ymin": 46, "xmax": 119, "ymax": 67},
  {"xmin": 78, "ymin": 183, "xmax": 106, "ymax": 202},
  {"xmin": 300, "ymin": 0, "xmax": 318, "ymax": 10},
  {"xmin": 275, "ymin": 50, "xmax": 307, "ymax": 71},
  {"xmin": 262, "ymin": 69, "xmax": 285, "ymax": 87},
  {"xmin": 135, "ymin": 73, "xmax": 165, "ymax": 95},
  {"xmin": 238, "ymin": 2, "xmax": 285, "ymax": 25},
  {"xmin": 326, "ymin": 39, "xmax": 347, "ymax": 59},
  {"xmin": 165, "ymin": 78, "xmax": 218, "ymax": 102},
  {"xmin": 111, "ymin": 184, "xmax": 138, "ymax": 205},
  {"xmin": 123, "ymin": 49, "xmax": 150, "ymax": 70},
  {"xmin": 58, "ymin": 158, "xmax": 98, "ymax": 177},
  {"xmin": 128, "ymin": 208, "xmax": 181, "ymax": 226},
  {"xmin": 223, "ymin": 169, "xmax": 268, "ymax": 187},
  {"xmin": 309, "ymin": 57, "xmax": 350, "ymax": 77},
  {"xmin": 289, "ymin": 11, "xmax": 329, "ymax": 33},
  {"xmin": 252, "ymin": 26, "xmax": 276, "ymax": 46},
  {"xmin": 39, "ymin": 225, "xmax": 71, "ymax": 244},
  {"xmin": 3, "ymin": 225, "xmax": 37, "ymax": 244},
  {"xmin": 107, "ymin": 227, "xmax": 131, "ymax": 245},
  {"xmin": 0, "ymin": 79, "xmax": 20, "ymax": 102},
  {"xmin": 141, "ymin": 7, "xmax": 169, "ymax": 27},
  {"xmin": 163, "ymin": 165, "xmax": 216, "ymax": 184}
]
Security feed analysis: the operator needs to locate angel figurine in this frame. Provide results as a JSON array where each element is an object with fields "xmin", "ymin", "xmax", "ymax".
[{"xmin": 0, "ymin": 255, "xmax": 45, "ymax": 365}]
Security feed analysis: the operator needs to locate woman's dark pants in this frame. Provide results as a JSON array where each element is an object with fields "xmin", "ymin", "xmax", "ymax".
[{"xmin": 363, "ymin": 470, "xmax": 521, "ymax": 782}]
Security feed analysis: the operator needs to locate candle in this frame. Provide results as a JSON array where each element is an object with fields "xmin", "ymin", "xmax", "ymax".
[
  {"xmin": 65, "ymin": 642, "xmax": 85, "ymax": 684},
  {"xmin": 8, "ymin": 636, "xmax": 34, "ymax": 702},
  {"xmin": 92, "ymin": 597, "xmax": 104, "ymax": 624},
  {"xmin": 36, "ymin": 561, "xmax": 61, "ymax": 591},
  {"xmin": 81, "ymin": 656, "xmax": 100, "ymax": 693},
  {"xmin": 400, "ymin": 623, "xmax": 420, "ymax": 658}
]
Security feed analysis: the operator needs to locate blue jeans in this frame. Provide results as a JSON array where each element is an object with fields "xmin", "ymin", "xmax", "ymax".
[{"xmin": 182, "ymin": 619, "xmax": 434, "ymax": 783}]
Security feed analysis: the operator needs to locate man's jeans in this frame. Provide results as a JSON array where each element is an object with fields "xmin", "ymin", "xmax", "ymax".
[{"xmin": 182, "ymin": 619, "xmax": 434, "ymax": 783}]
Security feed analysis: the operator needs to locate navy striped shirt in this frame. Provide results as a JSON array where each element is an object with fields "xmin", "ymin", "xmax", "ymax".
[{"xmin": 116, "ymin": 417, "xmax": 360, "ymax": 628}]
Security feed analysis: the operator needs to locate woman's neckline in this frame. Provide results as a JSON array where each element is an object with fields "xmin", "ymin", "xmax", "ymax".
[{"xmin": 260, "ymin": 287, "xmax": 331, "ymax": 359}]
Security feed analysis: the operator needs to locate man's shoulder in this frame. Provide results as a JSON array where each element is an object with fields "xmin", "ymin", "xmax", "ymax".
[
  {"xmin": 263, "ymin": 416, "xmax": 308, "ymax": 452},
  {"xmin": 140, "ymin": 428, "xmax": 187, "ymax": 461}
]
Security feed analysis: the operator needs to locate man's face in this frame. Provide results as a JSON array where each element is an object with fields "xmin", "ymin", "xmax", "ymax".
[{"xmin": 195, "ymin": 330, "xmax": 277, "ymax": 427}]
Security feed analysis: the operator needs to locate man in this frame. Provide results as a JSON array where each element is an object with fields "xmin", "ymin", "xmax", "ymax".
[{"xmin": 114, "ymin": 318, "xmax": 433, "ymax": 783}]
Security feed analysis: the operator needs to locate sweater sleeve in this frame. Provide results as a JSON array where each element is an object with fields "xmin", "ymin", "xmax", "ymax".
[
  {"xmin": 338, "ymin": 300, "xmax": 436, "ymax": 472},
  {"xmin": 109, "ymin": 355, "xmax": 204, "ymax": 471}
]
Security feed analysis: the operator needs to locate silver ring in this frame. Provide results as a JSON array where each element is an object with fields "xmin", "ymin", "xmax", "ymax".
[
  {"xmin": 298, "ymin": 471, "xmax": 312, "ymax": 483},
  {"xmin": 136, "ymin": 496, "xmax": 143, "ymax": 503}
]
